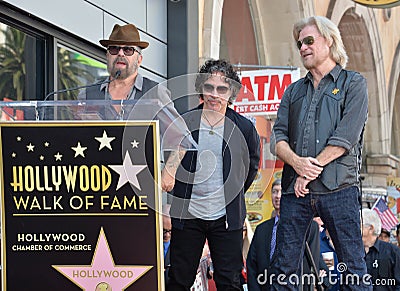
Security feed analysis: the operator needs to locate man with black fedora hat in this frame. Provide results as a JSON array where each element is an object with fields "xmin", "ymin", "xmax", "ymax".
[{"xmin": 79, "ymin": 23, "xmax": 192, "ymax": 193}]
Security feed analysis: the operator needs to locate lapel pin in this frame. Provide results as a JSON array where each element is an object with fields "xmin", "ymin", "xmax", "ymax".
[{"xmin": 332, "ymin": 88, "xmax": 339, "ymax": 95}]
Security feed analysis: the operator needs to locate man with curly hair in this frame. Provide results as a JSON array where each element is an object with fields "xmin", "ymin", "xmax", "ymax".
[{"xmin": 167, "ymin": 59, "xmax": 260, "ymax": 290}]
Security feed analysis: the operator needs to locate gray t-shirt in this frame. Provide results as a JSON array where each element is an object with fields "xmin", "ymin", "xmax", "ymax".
[{"xmin": 188, "ymin": 120, "xmax": 226, "ymax": 220}]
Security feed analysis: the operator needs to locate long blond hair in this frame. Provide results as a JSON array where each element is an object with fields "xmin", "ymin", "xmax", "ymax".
[{"xmin": 293, "ymin": 16, "xmax": 348, "ymax": 68}]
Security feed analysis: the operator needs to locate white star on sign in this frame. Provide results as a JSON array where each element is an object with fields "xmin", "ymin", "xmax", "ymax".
[
  {"xmin": 71, "ymin": 142, "xmax": 87, "ymax": 158},
  {"xmin": 54, "ymin": 152, "xmax": 62, "ymax": 161},
  {"xmin": 27, "ymin": 143, "xmax": 35, "ymax": 152},
  {"xmin": 109, "ymin": 152, "xmax": 147, "ymax": 191},
  {"xmin": 95, "ymin": 130, "xmax": 115, "ymax": 151},
  {"xmin": 131, "ymin": 140, "xmax": 139, "ymax": 148}
]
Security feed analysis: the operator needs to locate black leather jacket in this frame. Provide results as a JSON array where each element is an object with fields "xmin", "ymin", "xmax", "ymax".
[{"xmin": 272, "ymin": 65, "xmax": 368, "ymax": 192}]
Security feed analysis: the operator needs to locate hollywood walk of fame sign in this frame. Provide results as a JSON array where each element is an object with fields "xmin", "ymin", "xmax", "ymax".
[{"xmin": 0, "ymin": 121, "xmax": 164, "ymax": 290}]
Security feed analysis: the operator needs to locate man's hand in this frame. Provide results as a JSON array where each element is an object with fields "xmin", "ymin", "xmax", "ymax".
[
  {"xmin": 276, "ymin": 141, "xmax": 323, "ymax": 180},
  {"xmin": 294, "ymin": 158, "xmax": 323, "ymax": 197},
  {"xmin": 161, "ymin": 167, "xmax": 175, "ymax": 192},
  {"xmin": 294, "ymin": 176, "xmax": 310, "ymax": 197},
  {"xmin": 293, "ymin": 156, "xmax": 323, "ymax": 180},
  {"xmin": 161, "ymin": 149, "xmax": 186, "ymax": 192}
]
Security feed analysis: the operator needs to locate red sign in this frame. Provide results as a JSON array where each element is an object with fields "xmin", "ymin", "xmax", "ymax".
[{"xmin": 233, "ymin": 69, "xmax": 300, "ymax": 116}]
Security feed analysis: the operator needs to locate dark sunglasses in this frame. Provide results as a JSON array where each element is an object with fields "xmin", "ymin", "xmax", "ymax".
[
  {"xmin": 296, "ymin": 36, "xmax": 317, "ymax": 50},
  {"xmin": 203, "ymin": 83, "xmax": 230, "ymax": 95},
  {"xmin": 107, "ymin": 46, "xmax": 139, "ymax": 56}
]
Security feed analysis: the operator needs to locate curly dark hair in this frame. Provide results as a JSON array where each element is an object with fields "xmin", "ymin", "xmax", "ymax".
[{"xmin": 195, "ymin": 59, "xmax": 242, "ymax": 104}]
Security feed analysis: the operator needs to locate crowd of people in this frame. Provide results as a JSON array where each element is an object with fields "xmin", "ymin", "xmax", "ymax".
[{"xmin": 88, "ymin": 16, "xmax": 400, "ymax": 291}]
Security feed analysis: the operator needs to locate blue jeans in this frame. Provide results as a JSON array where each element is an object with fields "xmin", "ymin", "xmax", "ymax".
[{"xmin": 270, "ymin": 186, "xmax": 372, "ymax": 291}]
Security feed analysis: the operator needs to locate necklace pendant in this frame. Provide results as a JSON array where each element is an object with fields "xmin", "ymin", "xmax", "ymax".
[{"xmin": 209, "ymin": 130, "xmax": 214, "ymax": 135}]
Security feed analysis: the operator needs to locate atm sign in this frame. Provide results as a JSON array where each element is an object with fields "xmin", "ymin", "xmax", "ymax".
[{"xmin": 233, "ymin": 68, "xmax": 300, "ymax": 116}]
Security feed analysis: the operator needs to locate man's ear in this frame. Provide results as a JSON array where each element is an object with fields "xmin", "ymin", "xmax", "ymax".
[
  {"xmin": 369, "ymin": 224, "xmax": 375, "ymax": 234},
  {"xmin": 328, "ymin": 37, "xmax": 334, "ymax": 48},
  {"xmin": 137, "ymin": 54, "xmax": 143, "ymax": 66}
]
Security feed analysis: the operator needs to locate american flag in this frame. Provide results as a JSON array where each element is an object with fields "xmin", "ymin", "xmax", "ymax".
[{"xmin": 372, "ymin": 197, "xmax": 399, "ymax": 230}]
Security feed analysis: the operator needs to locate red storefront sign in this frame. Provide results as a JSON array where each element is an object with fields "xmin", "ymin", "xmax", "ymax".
[{"xmin": 233, "ymin": 68, "xmax": 300, "ymax": 116}]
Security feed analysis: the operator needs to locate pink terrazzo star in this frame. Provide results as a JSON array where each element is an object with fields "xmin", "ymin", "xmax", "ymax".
[{"xmin": 53, "ymin": 228, "xmax": 152, "ymax": 290}]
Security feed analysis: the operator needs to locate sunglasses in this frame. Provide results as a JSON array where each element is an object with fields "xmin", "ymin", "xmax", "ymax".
[
  {"xmin": 203, "ymin": 83, "xmax": 230, "ymax": 95},
  {"xmin": 296, "ymin": 35, "xmax": 318, "ymax": 50},
  {"xmin": 107, "ymin": 46, "xmax": 139, "ymax": 56}
]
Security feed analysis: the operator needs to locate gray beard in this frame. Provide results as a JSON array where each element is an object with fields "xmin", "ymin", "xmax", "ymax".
[{"xmin": 111, "ymin": 62, "xmax": 138, "ymax": 80}]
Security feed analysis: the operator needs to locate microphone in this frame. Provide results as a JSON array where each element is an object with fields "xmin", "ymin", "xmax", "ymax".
[{"xmin": 44, "ymin": 70, "xmax": 121, "ymax": 101}]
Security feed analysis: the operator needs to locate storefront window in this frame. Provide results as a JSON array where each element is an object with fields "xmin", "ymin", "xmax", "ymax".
[
  {"xmin": 55, "ymin": 44, "xmax": 107, "ymax": 100},
  {"xmin": 0, "ymin": 23, "xmax": 45, "ymax": 101},
  {"xmin": 0, "ymin": 21, "xmax": 108, "ymax": 102}
]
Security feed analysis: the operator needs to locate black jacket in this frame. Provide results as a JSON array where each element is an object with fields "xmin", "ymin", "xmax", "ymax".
[
  {"xmin": 247, "ymin": 219, "xmax": 321, "ymax": 290},
  {"xmin": 246, "ymin": 218, "xmax": 275, "ymax": 290},
  {"xmin": 171, "ymin": 104, "xmax": 260, "ymax": 230},
  {"xmin": 365, "ymin": 238, "xmax": 400, "ymax": 290}
]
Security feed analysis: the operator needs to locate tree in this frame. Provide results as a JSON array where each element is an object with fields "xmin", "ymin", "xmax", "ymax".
[
  {"xmin": 0, "ymin": 26, "xmax": 26, "ymax": 100},
  {"xmin": 56, "ymin": 46, "xmax": 95, "ymax": 100}
]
